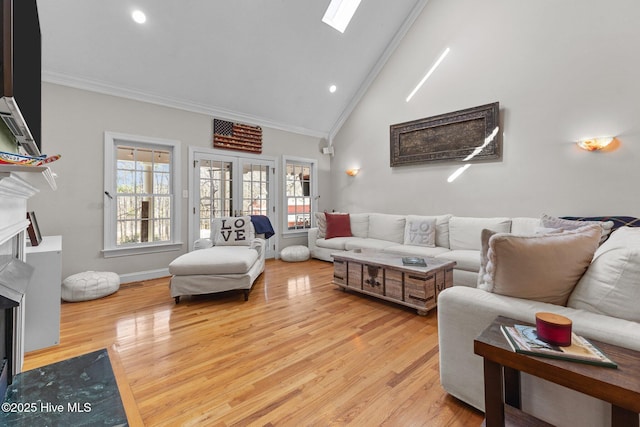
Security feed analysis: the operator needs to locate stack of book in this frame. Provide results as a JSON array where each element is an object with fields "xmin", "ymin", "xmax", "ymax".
[{"xmin": 501, "ymin": 324, "xmax": 617, "ymax": 368}]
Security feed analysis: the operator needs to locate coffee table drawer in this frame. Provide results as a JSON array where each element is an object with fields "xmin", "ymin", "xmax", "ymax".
[
  {"xmin": 405, "ymin": 274, "xmax": 436, "ymax": 306},
  {"xmin": 384, "ymin": 269, "xmax": 403, "ymax": 300},
  {"xmin": 333, "ymin": 259, "xmax": 346, "ymax": 285},
  {"xmin": 347, "ymin": 262, "xmax": 363, "ymax": 289}
]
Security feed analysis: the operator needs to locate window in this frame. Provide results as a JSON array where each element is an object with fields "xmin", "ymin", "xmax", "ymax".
[
  {"xmin": 104, "ymin": 132, "xmax": 182, "ymax": 257},
  {"xmin": 283, "ymin": 156, "xmax": 317, "ymax": 233}
]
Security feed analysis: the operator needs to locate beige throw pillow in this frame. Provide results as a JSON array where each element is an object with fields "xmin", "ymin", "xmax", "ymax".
[{"xmin": 478, "ymin": 225, "xmax": 601, "ymax": 305}]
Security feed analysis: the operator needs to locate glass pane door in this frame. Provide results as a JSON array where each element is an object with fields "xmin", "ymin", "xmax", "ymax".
[
  {"xmin": 241, "ymin": 161, "xmax": 270, "ymax": 217},
  {"xmin": 196, "ymin": 157, "xmax": 234, "ymax": 239},
  {"xmin": 192, "ymin": 153, "xmax": 276, "ymax": 258}
]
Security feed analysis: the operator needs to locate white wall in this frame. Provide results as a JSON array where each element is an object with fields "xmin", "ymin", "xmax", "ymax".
[
  {"xmin": 331, "ymin": 0, "xmax": 640, "ymax": 217},
  {"xmin": 30, "ymin": 83, "xmax": 328, "ymax": 279}
]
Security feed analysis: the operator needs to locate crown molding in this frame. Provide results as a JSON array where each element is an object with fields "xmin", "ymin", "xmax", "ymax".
[{"xmin": 42, "ymin": 71, "xmax": 329, "ymax": 139}]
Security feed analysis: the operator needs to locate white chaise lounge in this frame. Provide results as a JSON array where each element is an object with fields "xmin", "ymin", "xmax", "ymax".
[{"xmin": 169, "ymin": 216, "xmax": 266, "ymax": 303}]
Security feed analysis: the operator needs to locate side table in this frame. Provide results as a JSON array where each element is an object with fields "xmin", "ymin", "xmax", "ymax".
[{"xmin": 474, "ymin": 316, "xmax": 640, "ymax": 427}]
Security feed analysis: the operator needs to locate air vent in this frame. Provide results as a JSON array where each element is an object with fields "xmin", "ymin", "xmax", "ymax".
[{"xmin": 0, "ymin": 115, "xmax": 24, "ymax": 137}]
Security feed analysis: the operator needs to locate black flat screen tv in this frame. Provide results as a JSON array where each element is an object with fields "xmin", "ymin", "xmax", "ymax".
[{"xmin": 0, "ymin": 0, "xmax": 41, "ymax": 155}]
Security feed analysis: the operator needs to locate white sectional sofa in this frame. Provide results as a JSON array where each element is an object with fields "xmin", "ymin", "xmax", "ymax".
[
  {"xmin": 439, "ymin": 225, "xmax": 640, "ymax": 427},
  {"xmin": 309, "ymin": 212, "xmax": 640, "ymax": 427},
  {"xmin": 307, "ymin": 212, "xmax": 540, "ymax": 286}
]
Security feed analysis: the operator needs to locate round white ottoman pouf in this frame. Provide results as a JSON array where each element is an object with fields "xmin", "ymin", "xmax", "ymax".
[
  {"xmin": 280, "ymin": 245, "xmax": 310, "ymax": 262},
  {"xmin": 62, "ymin": 271, "xmax": 120, "ymax": 302}
]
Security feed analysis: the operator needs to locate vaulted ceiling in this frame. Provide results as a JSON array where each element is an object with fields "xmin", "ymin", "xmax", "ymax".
[{"xmin": 37, "ymin": 0, "xmax": 427, "ymax": 139}]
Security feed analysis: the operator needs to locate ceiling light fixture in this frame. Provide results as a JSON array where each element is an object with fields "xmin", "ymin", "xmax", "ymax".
[
  {"xmin": 132, "ymin": 10, "xmax": 147, "ymax": 24},
  {"xmin": 322, "ymin": 0, "xmax": 362, "ymax": 33},
  {"xmin": 406, "ymin": 47, "xmax": 450, "ymax": 102},
  {"xmin": 329, "ymin": 85, "xmax": 337, "ymax": 93}
]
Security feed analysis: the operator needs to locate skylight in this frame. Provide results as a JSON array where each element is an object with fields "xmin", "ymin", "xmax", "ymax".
[{"xmin": 322, "ymin": 0, "xmax": 362, "ymax": 33}]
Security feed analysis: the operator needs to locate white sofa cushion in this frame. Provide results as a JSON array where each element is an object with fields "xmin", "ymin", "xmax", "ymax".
[
  {"xmin": 449, "ymin": 217, "xmax": 511, "ymax": 250},
  {"xmin": 345, "ymin": 238, "xmax": 396, "ymax": 251},
  {"xmin": 368, "ymin": 214, "xmax": 406, "ymax": 244},
  {"xmin": 169, "ymin": 246, "xmax": 258, "ymax": 275},
  {"xmin": 403, "ymin": 215, "xmax": 436, "ymax": 247},
  {"xmin": 568, "ymin": 226, "xmax": 640, "ymax": 322},
  {"xmin": 478, "ymin": 225, "xmax": 601, "ymax": 305},
  {"xmin": 315, "ymin": 237, "xmax": 352, "ymax": 250},
  {"xmin": 510, "ymin": 217, "xmax": 541, "ymax": 235},
  {"xmin": 436, "ymin": 250, "xmax": 480, "ymax": 272},
  {"xmin": 350, "ymin": 213, "xmax": 369, "ymax": 238}
]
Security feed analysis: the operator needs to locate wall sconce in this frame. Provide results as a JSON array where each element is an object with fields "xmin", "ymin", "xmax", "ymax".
[
  {"xmin": 346, "ymin": 168, "xmax": 360, "ymax": 177},
  {"xmin": 577, "ymin": 137, "xmax": 614, "ymax": 151}
]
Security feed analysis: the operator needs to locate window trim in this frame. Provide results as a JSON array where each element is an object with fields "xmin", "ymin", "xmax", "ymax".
[
  {"xmin": 282, "ymin": 155, "xmax": 318, "ymax": 236},
  {"xmin": 103, "ymin": 132, "xmax": 182, "ymax": 258}
]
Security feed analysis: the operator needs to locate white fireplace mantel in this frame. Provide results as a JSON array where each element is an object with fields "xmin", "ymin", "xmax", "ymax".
[{"xmin": 0, "ymin": 172, "xmax": 39, "ymax": 245}]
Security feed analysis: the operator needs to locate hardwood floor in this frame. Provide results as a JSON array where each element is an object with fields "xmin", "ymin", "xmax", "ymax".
[{"xmin": 24, "ymin": 259, "xmax": 483, "ymax": 426}]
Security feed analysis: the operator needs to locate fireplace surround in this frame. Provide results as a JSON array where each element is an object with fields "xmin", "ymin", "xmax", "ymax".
[{"xmin": 0, "ymin": 171, "xmax": 39, "ymax": 396}]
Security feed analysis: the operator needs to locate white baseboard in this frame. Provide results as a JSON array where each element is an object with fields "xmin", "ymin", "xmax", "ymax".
[{"xmin": 119, "ymin": 268, "xmax": 170, "ymax": 284}]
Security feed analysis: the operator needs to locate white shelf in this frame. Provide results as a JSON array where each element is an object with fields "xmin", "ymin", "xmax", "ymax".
[{"xmin": 0, "ymin": 164, "xmax": 57, "ymax": 190}]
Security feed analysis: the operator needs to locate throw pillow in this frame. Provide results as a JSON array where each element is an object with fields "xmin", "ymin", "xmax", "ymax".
[
  {"xmin": 477, "ymin": 228, "xmax": 496, "ymax": 287},
  {"xmin": 211, "ymin": 216, "xmax": 255, "ymax": 246},
  {"xmin": 478, "ymin": 225, "xmax": 601, "ymax": 305},
  {"xmin": 404, "ymin": 215, "xmax": 437, "ymax": 247},
  {"xmin": 315, "ymin": 212, "xmax": 327, "ymax": 238},
  {"xmin": 541, "ymin": 214, "xmax": 614, "ymax": 244},
  {"xmin": 567, "ymin": 226, "xmax": 640, "ymax": 322},
  {"xmin": 325, "ymin": 212, "xmax": 352, "ymax": 239}
]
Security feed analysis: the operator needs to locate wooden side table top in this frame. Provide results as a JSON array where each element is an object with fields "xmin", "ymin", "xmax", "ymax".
[{"xmin": 474, "ymin": 316, "xmax": 640, "ymax": 413}]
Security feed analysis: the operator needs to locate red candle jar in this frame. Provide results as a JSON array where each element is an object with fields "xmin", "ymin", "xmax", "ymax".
[{"xmin": 535, "ymin": 312, "xmax": 572, "ymax": 347}]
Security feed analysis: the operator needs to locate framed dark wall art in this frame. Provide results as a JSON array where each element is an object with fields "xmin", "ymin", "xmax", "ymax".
[
  {"xmin": 26, "ymin": 211, "xmax": 42, "ymax": 246},
  {"xmin": 390, "ymin": 102, "xmax": 500, "ymax": 167}
]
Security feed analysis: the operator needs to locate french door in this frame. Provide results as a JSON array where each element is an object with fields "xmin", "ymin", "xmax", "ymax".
[{"xmin": 190, "ymin": 150, "xmax": 276, "ymax": 258}]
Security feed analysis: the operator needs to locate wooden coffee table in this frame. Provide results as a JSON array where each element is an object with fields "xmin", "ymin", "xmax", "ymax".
[
  {"xmin": 332, "ymin": 250, "xmax": 455, "ymax": 315},
  {"xmin": 474, "ymin": 316, "xmax": 640, "ymax": 427}
]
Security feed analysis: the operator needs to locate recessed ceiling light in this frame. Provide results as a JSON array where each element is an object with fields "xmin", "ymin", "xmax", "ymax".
[
  {"xmin": 329, "ymin": 85, "xmax": 337, "ymax": 93},
  {"xmin": 322, "ymin": 0, "xmax": 362, "ymax": 33},
  {"xmin": 132, "ymin": 10, "xmax": 147, "ymax": 24}
]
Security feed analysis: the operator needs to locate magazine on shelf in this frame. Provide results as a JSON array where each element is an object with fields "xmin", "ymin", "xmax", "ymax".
[
  {"xmin": 402, "ymin": 257, "xmax": 427, "ymax": 267},
  {"xmin": 500, "ymin": 324, "xmax": 617, "ymax": 368}
]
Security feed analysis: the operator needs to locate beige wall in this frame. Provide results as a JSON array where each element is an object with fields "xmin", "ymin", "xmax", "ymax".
[
  {"xmin": 29, "ymin": 83, "xmax": 328, "ymax": 279},
  {"xmin": 330, "ymin": 0, "xmax": 640, "ymax": 217}
]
